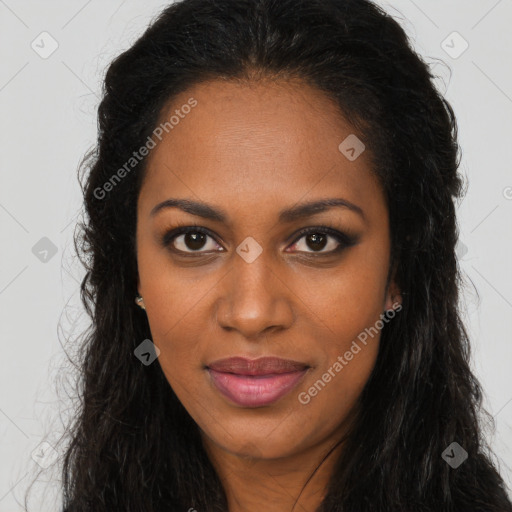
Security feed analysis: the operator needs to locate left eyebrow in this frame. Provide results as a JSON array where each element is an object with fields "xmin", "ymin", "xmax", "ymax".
[
  {"xmin": 278, "ymin": 198, "xmax": 366, "ymax": 223},
  {"xmin": 150, "ymin": 197, "xmax": 366, "ymax": 224}
]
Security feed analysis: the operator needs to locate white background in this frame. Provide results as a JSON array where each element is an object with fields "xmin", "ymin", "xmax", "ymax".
[{"xmin": 1, "ymin": 0, "xmax": 511, "ymax": 510}]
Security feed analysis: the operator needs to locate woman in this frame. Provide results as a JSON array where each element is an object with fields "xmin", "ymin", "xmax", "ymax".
[{"xmin": 58, "ymin": 0, "xmax": 512, "ymax": 510}]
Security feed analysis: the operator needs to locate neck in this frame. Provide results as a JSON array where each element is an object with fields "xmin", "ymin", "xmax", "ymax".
[{"xmin": 200, "ymin": 432, "xmax": 345, "ymax": 512}]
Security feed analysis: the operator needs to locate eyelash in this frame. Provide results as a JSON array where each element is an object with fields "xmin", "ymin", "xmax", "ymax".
[{"xmin": 161, "ymin": 224, "xmax": 359, "ymax": 257}]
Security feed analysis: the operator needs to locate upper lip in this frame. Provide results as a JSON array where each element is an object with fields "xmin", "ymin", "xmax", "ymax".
[{"xmin": 206, "ymin": 356, "xmax": 310, "ymax": 376}]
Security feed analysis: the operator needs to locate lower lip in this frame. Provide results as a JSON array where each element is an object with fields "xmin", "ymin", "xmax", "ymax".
[{"xmin": 207, "ymin": 368, "xmax": 309, "ymax": 407}]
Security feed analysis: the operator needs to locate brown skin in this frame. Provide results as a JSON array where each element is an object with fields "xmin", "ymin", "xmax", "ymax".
[{"xmin": 136, "ymin": 78, "xmax": 402, "ymax": 512}]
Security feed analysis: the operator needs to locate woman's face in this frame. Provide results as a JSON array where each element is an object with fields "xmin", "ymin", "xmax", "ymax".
[{"xmin": 136, "ymin": 78, "xmax": 400, "ymax": 461}]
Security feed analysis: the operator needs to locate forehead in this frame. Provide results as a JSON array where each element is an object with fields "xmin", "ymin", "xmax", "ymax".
[{"xmin": 139, "ymin": 78, "xmax": 384, "ymax": 223}]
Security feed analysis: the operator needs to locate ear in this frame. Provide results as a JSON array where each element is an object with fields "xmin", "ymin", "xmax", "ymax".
[
  {"xmin": 384, "ymin": 263, "xmax": 402, "ymax": 312},
  {"xmin": 384, "ymin": 282, "xmax": 402, "ymax": 312}
]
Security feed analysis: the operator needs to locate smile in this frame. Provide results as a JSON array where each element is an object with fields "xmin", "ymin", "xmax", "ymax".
[{"xmin": 207, "ymin": 368, "xmax": 310, "ymax": 407}]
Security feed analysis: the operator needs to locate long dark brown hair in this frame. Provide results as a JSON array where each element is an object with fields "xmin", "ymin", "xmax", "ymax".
[{"xmin": 27, "ymin": 0, "xmax": 512, "ymax": 510}]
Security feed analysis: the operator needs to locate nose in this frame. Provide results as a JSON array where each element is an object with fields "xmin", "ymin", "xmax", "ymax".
[{"xmin": 215, "ymin": 253, "xmax": 295, "ymax": 340}]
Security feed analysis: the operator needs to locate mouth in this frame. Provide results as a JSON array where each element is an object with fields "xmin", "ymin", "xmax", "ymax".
[{"xmin": 206, "ymin": 356, "xmax": 310, "ymax": 407}]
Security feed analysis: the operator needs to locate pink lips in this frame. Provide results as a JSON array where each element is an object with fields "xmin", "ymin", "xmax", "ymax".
[{"xmin": 206, "ymin": 357, "xmax": 310, "ymax": 407}]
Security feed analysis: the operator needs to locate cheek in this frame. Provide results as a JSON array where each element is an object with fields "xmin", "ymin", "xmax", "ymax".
[
  {"xmin": 144, "ymin": 288, "xmax": 208, "ymax": 386},
  {"xmin": 335, "ymin": 233, "xmax": 389, "ymax": 312},
  {"xmin": 295, "ymin": 249, "xmax": 387, "ymax": 413},
  {"xmin": 136, "ymin": 243, "xmax": 212, "ymax": 396},
  {"xmin": 298, "ymin": 246, "xmax": 389, "ymax": 336},
  {"xmin": 136, "ymin": 237, "xmax": 213, "ymax": 339},
  {"xmin": 297, "ymin": 323, "xmax": 381, "ymax": 435}
]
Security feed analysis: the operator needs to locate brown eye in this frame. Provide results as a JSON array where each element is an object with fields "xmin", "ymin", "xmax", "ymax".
[
  {"xmin": 163, "ymin": 226, "xmax": 223, "ymax": 254},
  {"xmin": 302, "ymin": 232, "xmax": 329, "ymax": 251},
  {"xmin": 287, "ymin": 227, "xmax": 359, "ymax": 255},
  {"xmin": 180, "ymin": 232, "xmax": 208, "ymax": 251}
]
